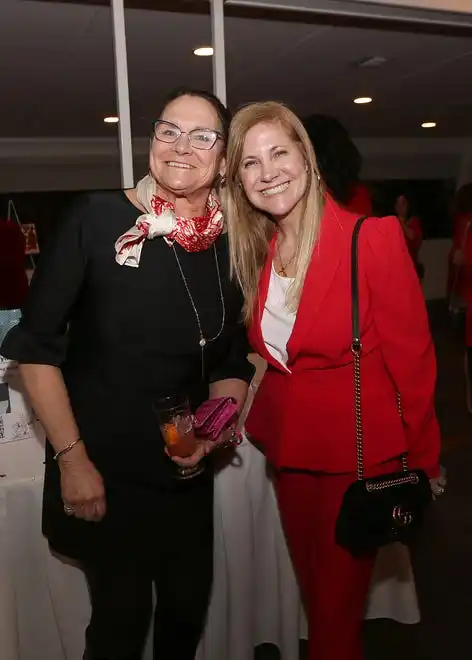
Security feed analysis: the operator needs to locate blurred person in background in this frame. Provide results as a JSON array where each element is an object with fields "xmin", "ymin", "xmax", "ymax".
[
  {"xmin": 304, "ymin": 113, "xmax": 372, "ymax": 216},
  {"xmin": 0, "ymin": 219, "xmax": 28, "ymax": 311},
  {"xmin": 0, "ymin": 218, "xmax": 28, "ymax": 343},
  {"xmin": 394, "ymin": 193, "xmax": 424, "ymax": 280},
  {"xmin": 447, "ymin": 182, "xmax": 472, "ymax": 413}
]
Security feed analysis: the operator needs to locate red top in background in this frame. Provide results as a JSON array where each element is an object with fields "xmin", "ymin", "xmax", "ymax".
[
  {"xmin": 344, "ymin": 183, "xmax": 373, "ymax": 216},
  {"xmin": 453, "ymin": 213, "xmax": 472, "ymax": 345},
  {"xmin": 0, "ymin": 220, "xmax": 29, "ymax": 309}
]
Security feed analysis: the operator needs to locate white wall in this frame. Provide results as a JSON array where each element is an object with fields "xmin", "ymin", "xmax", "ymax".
[
  {"xmin": 0, "ymin": 163, "xmax": 123, "ymax": 193},
  {"xmin": 0, "ymin": 138, "xmax": 150, "ymax": 192},
  {"xmin": 419, "ymin": 239, "xmax": 451, "ymax": 300},
  {"xmin": 356, "ymin": 137, "xmax": 472, "ymax": 182}
]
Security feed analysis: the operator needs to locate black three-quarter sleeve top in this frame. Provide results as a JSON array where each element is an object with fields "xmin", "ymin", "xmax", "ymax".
[{"xmin": 1, "ymin": 191, "xmax": 254, "ymax": 561}]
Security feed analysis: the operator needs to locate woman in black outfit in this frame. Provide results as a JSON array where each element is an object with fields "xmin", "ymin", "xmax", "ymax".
[{"xmin": 0, "ymin": 89, "xmax": 254, "ymax": 660}]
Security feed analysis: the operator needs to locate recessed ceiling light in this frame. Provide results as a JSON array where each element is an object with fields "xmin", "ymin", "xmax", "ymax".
[
  {"xmin": 421, "ymin": 121, "xmax": 437, "ymax": 128},
  {"xmin": 194, "ymin": 46, "xmax": 214, "ymax": 57},
  {"xmin": 104, "ymin": 116, "xmax": 119, "ymax": 124},
  {"xmin": 353, "ymin": 97, "xmax": 373, "ymax": 105}
]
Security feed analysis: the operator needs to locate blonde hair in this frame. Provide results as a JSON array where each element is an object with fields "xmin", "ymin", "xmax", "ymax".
[{"xmin": 225, "ymin": 101, "xmax": 325, "ymax": 324}]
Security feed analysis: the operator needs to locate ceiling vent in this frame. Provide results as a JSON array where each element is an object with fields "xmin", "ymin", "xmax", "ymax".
[{"xmin": 356, "ymin": 56, "xmax": 388, "ymax": 68}]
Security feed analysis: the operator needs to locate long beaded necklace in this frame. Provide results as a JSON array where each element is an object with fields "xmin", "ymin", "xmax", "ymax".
[{"xmin": 171, "ymin": 243, "xmax": 225, "ymax": 379}]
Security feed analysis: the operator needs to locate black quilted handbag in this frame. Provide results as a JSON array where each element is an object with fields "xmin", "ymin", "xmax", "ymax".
[{"xmin": 334, "ymin": 216, "xmax": 433, "ymax": 558}]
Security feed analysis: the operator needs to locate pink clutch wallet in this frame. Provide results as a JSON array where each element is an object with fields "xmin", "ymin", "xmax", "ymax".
[{"xmin": 193, "ymin": 396, "xmax": 242, "ymax": 446}]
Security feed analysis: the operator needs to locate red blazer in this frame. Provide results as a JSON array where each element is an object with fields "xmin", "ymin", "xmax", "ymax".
[{"xmin": 246, "ymin": 196, "xmax": 440, "ymax": 478}]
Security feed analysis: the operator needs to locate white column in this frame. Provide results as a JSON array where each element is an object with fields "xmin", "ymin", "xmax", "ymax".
[
  {"xmin": 211, "ymin": 0, "xmax": 227, "ymax": 106},
  {"xmin": 111, "ymin": 0, "xmax": 134, "ymax": 188}
]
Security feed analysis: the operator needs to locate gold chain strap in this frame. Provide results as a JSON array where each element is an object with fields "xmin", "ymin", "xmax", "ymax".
[
  {"xmin": 352, "ymin": 342, "xmax": 408, "ymax": 481},
  {"xmin": 352, "ymin": 343, "xmax": 364, "ymax": 481}
]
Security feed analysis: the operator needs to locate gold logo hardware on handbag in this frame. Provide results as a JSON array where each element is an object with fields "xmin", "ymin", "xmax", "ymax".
[{"xmin": 392, "ymin": 504, "xmax": 413, "ymax": 528}]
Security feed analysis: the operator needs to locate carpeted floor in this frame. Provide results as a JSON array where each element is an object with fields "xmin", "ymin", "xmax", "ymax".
[{"xmin": 255, "ymin": 299, "xmax": 472, "ymax": 660}]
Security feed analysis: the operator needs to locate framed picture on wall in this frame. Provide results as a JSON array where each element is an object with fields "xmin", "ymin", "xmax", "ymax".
[{"xmin": 20, "ymin": 223, "xmax": 40, "ymax": 255}]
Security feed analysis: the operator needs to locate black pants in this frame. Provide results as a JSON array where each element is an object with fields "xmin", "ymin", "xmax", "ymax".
[{"xmin": 82, "ymin": 479, "xmax": 214, "ymax": 660}]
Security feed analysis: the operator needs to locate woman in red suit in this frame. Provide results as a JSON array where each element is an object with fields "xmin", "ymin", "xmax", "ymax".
[{"xmin": 225, "ymin": 102, "xmax": 441, "ymax": 660}]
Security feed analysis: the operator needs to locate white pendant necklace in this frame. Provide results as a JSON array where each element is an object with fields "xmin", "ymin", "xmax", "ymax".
[{"xmin": 171, "ymin": 243, "xmax": 226, "ymax": 378}]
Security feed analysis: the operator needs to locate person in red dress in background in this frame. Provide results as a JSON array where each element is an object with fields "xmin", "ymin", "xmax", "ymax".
[
  {"xmin": 0, "ymin": 219, "xmax": 29, "ymax": 345},
  {"xmin": 0, "ymin": 219, "xmax": 29, "ymax": 310},
  {"xmin": 447, "ymin": 183, "xmax": 472, "ymax": 300},
  {"xmin": 394, "ymin": 193, "xmax": 424, "ymax": 279},
  {"xmin": 447, "ymin": 183, "xmax": 472, "ymax": 412},
  {"xmin": 303, "ymin": 114, "xmax": 373, "ymax": 216}
]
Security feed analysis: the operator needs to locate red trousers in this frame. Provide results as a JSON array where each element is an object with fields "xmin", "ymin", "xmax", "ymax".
[{"xmin": 275, "ymin": 460, "xmax": 400, "ymax": 660}]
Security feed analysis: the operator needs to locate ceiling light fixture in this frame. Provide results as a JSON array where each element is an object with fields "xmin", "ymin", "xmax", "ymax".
[
  {"xmin": 353, "ymin": 97, "xmax": 373, "ymax": 105},
  {"xmin": 194, "ymin": 46, "xmax": 214, "ymax": 57},
  {"xmin": 104, "ymin": 116, "xmax": 119, "ymax": 124},
  {"xmin": 421, "ymin": 121, "xmax": 437, "ymax": 128}
]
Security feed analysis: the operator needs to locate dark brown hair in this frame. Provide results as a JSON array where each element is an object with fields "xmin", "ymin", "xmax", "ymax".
[{"xmin": 157, "ymin": 88, "xmax": 231, "ymax": 144}]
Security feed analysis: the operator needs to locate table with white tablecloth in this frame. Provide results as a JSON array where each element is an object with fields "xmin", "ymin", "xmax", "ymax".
[{"xmin": 0, "ymin": 441, "xmax": 420, "ymax": 660}]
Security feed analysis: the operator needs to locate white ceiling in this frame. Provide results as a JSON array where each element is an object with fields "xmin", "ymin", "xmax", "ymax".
[{"xmin": 1, "ymin": 0, "xmax": 471, "ymax": 139}]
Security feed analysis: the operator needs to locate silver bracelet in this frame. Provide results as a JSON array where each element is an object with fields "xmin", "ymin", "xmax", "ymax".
[{"xmin": 53, "ymin": 438, "xmax": 82, "ymax": 461}]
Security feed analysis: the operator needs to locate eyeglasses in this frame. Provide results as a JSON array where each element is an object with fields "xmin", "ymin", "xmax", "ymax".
[{"xmin": 153, "ymin": 120, "xmax": 223, "ymax": 151}]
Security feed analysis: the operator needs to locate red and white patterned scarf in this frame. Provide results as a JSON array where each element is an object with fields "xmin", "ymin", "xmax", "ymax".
[{"xmin": 115, "ymin": 174, "xmax": 224, "ymax": 267}]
